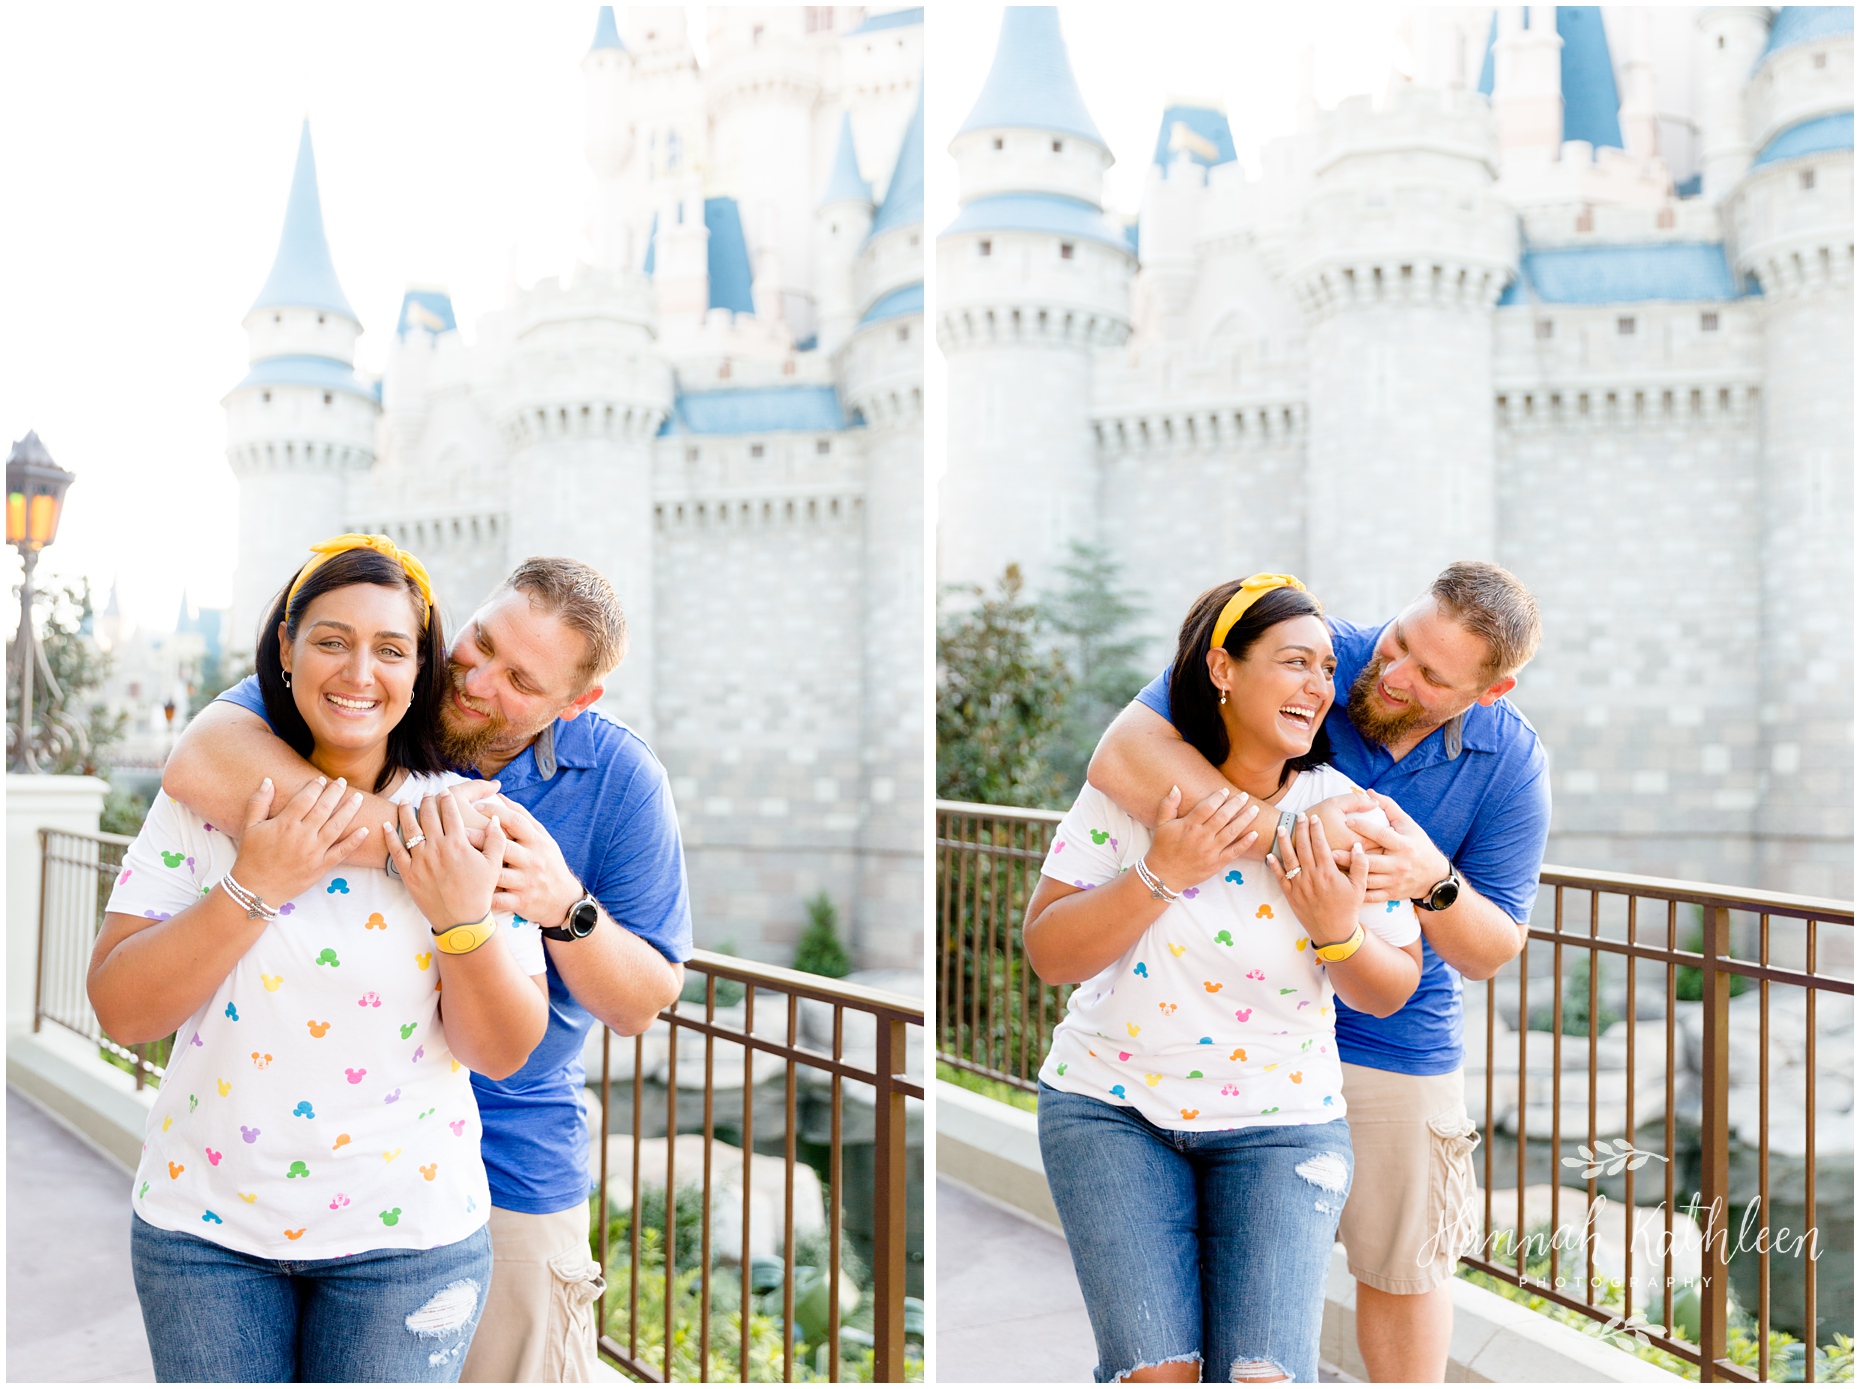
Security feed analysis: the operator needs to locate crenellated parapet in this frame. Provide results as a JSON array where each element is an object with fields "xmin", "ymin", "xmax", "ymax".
[
  {"xmin": 1281, "ymin": 89, "xmax": 1517, "ymax": 321},
  {"xmin": 1726, "ymin": 151, "xmax": 1855, "ymax": 301}
]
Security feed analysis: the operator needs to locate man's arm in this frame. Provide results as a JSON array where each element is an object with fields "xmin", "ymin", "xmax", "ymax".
[
  {"xmin": 164, "ymin": 701, "xmax": 497, "ymax": 868},
  {"xmin": 1086, "ymin": 702, "xmax": 1263, "ymax": 855},
  {"xmin": 1345, "ymin": 791, "xmax": 1529, "ymax": 982},
  {"xmin": 163, "ymin": 702, "xmax": 393, "ymax": 868},
  {"xmin": 474, "ymin": 793, "xmax": 684, "ymax": 1035}
]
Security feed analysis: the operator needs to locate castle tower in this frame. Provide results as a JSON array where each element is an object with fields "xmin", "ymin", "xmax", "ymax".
[
  {"xmin": 1283, "ymin": 88, "xmax": 1517, "ymax": 619},
  {"xmin": 815, "ymin": 111, "xmax": 875, "ymax": 358},
  {"xmin": 583, "ymin": 6, "xmax": 636, "ymax": 273},
  {"xmin": 224, "ymin": 121, "xmax": 379, "ymax": 653},
  {"xmin": 842, "ymin": 83, "xmax": 924, "ymax": 966},
  {"xmin": 1726, "ymin": 7, "xmax": 1855, "ymax": 897},
  {"xmin": 706, "ymin": 7, "xmax": 820, "ymax": 343},
  {"xmin": 1134, "ymin": 103, "xmax": 1237, "ymax": 343},
  {"xmin": 936, "ymin": 6, "xmax": 1132, "ymax": 597},
  {"xmin": 1697, "ymin": 8, "xmax": 1772, "ymax": 202}
]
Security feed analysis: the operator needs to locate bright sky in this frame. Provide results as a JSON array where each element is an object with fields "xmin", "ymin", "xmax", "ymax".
[
  {"xmin": 923, "ymin": 3, "xmax": 1407, "ymax": 490},
  {"xmin": 1, "ymin": 2, "xmax": 707, "ymax": 637}
]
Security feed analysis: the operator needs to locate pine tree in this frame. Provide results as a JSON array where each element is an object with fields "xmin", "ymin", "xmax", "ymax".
[
  {"xmin": 1040, "ymin": 541, "xmax": 1148, "ymax": 795},
  {"xmin": 792, "ymin": 892, "xmax": 851, "ymax": 978},
  {"xmin": 936, "ymin": 564, "xmax": 1073, "ymax": 809}
]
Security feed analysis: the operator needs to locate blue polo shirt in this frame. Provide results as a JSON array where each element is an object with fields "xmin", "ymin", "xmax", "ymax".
[
  {"xmin": 217, "ymin": 675, "xmax": 693, "ymax": 1212},
  {"xmin": 1131, "ymin": 617, "xmax": 1550, "ymax": 1075}
]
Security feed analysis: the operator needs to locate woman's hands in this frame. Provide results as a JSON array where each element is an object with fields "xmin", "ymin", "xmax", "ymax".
[
  {"xmin": 1143, "ymin": 785, "xmax": 1260, "ymax": 895},
  {"xmin": 229, "ymin": 776, "xmax": 370, "ymax": 907},
  {"xmin": 385, "ymin": 791, "xmax": 508, "ymax": 931},
  {"xmin": 1266, "ymin": 811, "xmax": 1367, "ymax": 946}
]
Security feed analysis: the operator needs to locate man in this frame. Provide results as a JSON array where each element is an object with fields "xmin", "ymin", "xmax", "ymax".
[
  {"xmin": 164, "ymin": 555, "xmax": 689, "ymax": 1382},
  {"xmin": 1087, "ymin": 561, "xmax": 1550, "ymax": 1383}
]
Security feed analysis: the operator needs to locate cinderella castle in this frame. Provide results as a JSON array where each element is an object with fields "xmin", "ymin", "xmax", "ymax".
[
  {"xmin": 939, "ymin": 6, "xmax": 1853, "ymax": 900},
  {"xmin": 224, "ymin": 6, "xmax": 924, "ymax": 967}
]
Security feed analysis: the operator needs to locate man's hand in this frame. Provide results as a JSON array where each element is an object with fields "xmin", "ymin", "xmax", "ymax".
[
  {"xmin": 1344, "ymin": 791, "xmax": 1452, "ymax": 903},
  {"xmin": 468, "ymin": 793, "xmax": 582, "ymax": 928}
]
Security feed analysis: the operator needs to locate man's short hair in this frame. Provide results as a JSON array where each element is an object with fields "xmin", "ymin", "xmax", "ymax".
[
  {"xmin": 498, "ymin": 556, "xmax": 628, "ymax": 688},
  {"xmin": 1430, "ymin": 561, "xmax": 1542, "ymax": 681}
]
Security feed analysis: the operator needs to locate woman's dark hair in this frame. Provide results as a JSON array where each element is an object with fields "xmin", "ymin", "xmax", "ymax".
[
  {"xmin": 254, "ymin": 547, "xmax": 450, "ymax": 790},
  {"xmin": 1167, "ymin": 579, "xmax": 1331, "ymax": 790}
]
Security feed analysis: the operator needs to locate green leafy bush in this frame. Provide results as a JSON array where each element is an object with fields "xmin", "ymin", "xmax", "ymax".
[{"xmin": 793, "ymin": 893, "xmax": 851, "ymax": 979}]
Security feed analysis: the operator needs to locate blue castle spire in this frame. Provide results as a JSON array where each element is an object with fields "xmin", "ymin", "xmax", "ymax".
[
  {"xmin": 820, "ymin": 111, "xmax": 873, "ymax": 207},
  {"xmin": 250, "ymin": 121, "xmax": 355, "ymax": 320},
  {"xmin": 1556, "ymin": 7, "xmax": 1623, "ymax": 151},
  {"xmin": 590, "ymin": 5, "xmax": 624, "ymax": 52},
  {"xmin": 871, "ymin": 80, "xmax": 925, "ymax": 238},
  {"xmin": 957, "ymin": 7, "xmax": 1103, "ymax": 148}
]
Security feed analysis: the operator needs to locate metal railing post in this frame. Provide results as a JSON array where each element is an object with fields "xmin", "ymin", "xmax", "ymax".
[
  {"xmin": 872, "ymin": 1014, "xmax": 908, "ymax": 1382},
  {"xmin": 1697, "ymin": 903, "xmax": 1732, "ymax": 1379},
  {"xmin": 34, "ymin": 828, "xmax": 50, "ymax": 1032}
]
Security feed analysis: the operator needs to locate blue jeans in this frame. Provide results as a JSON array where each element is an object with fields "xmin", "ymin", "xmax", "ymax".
[
  {"xmin": 130, "ymin": 1213, "xmax": 493, "ymax": 1382},
  {"xmin": 1038, "ymin": 1084, "xmax": 1352, "ymax": 1383}
]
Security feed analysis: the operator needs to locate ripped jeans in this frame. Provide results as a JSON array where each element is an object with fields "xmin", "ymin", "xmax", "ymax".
[
  {"xmin": 1038, "ymin": 1085, "xmax": 1352, "ymax": 1383},
  {"xmin": 130, "ymin": 1213, "xmax": 492, "ymax": 1382}
]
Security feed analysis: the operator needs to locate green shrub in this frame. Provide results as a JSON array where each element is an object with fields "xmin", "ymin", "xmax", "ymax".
[{"xmin": 793, "ymin": 893, "xmax": 851, "ymax": 979}]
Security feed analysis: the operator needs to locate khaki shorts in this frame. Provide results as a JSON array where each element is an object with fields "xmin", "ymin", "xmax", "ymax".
[
  {"xmin": 461, "ymin": 1203, "xmax": 606, "ymax": 1383},
  {"xmin": 1336, "ymin": 1062, "xmax": 1481, "ymax": 1295}
]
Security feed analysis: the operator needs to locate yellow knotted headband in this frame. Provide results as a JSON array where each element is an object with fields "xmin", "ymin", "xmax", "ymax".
[
  {"xmin": 1210, "ymin": 573, "xmax": 1309, "ymax": 650},
  {"xmin": 286, "ymin": 534, "xmax": 436, "ymax": 629}
]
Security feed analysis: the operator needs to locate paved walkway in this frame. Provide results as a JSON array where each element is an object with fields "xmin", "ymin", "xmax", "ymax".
[
  {"xmin": 936, "ymin": 1176, "xmax": 1350, "ymax": 1384},
  {"xmin": 7, "ymin": 1086, "xmax": 154, "ymax": 1383}
]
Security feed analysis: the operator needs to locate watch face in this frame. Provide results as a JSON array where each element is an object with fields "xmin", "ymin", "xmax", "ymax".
[
  {"xmin": 568, "ymin": 898, "xmax": 599, "ymax": 937},
  {"xmin": 1431, "ymin": 877, "xmax": 1460, "ymax": 911}
]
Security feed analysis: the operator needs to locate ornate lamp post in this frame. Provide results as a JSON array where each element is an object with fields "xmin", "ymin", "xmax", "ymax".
[{"xmin": 7, "ymin": 431, "xmax": 78, "ymax": 772}]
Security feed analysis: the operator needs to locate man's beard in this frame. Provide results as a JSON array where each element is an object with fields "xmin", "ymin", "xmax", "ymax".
[
  {"xmin": 438, "ymin": 665, "xmax": 513, "ymax": 767},
  {"xmin": 1347, "ymin": 656, "xmax": 1429, "ymax": 748}
]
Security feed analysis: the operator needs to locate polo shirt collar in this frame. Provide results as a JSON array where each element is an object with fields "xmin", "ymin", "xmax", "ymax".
[{"xmin": 486, "ymin": 716, "xmax": 599, "ymax": 788}]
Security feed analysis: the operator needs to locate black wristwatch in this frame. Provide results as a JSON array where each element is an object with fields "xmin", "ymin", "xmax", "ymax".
[
  {"xmin": 1414, "ymin": 865, "xmax": 1462, "ymax": 913},
  {"xmin": 539, "ymin": 891, "xmax": 600, "ymax": 942}
]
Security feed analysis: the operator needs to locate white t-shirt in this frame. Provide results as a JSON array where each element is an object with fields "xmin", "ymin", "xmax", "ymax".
[
  {"xmin": 1036, "ymin": 764, "xmax": 1420, "ymax": 1131},
  {"xmin": 107, "ymin": 772, "xmax": 545, "ymax": 1259}
]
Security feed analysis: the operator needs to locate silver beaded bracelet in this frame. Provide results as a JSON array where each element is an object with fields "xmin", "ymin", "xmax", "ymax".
[
  {"xmin": 220, "ymin": 872, "xmax": 279, "ymax": 922},
  {"xmin": 1134, "ymin": 856, "xmax": 1180, "ymax": 902}
]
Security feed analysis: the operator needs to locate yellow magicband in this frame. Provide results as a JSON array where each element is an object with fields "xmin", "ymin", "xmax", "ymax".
[
  {"xmin": 1312, "ymin": 923, "xmax": 1367, "ymax": 963},
  {"xmin": 432, "ymin": 913, "xmax": 497, "ymax": 956}
]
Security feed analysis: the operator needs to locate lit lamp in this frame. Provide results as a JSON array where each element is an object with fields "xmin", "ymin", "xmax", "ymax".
[{"xmin": 7, "ymin": 431, "xmax": 77, "ymax": 772}]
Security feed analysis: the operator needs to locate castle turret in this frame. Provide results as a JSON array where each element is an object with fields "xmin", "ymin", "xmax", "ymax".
[
  {"xmin": 936, "ymin": 6, "xmax": 1132, "ymax": 596},
  {"xmin": 815, "ymin": 111, "xmax": 875, "ymax": 357},
  {"xmin": 842, "ymin": 87, "xmax": 925, "ymax": 965},
  {"xmin": 1284, "ymin": 87, "xmax": 1517, "ymax": 619},
  {"xmin": 1698, "ymin": 8, "xmax": 1771, "ymax": 201},
  {"xmin": 584, "ymin": 6, "xmax": 636, "ymax": 272},
  {"xmin": 224, "ymin": 121, "xmax": 378, "ymax": 652},
  {"xmin": 1135, "ymin": 103, "xmax": 1236, "ymax": 342},
  {"xmin": 1726, "ymin": 7, "xmax": 1855, "ymax": 897}
]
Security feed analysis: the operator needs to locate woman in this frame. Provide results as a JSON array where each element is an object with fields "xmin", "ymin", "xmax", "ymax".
[
  {"xmin": 89, "ymin": 535, "xmax": 550, "ymax": 1383},
  {"xmin": 1024, "ymin": 574, "xmax": 1424, "ymax": 1384}
]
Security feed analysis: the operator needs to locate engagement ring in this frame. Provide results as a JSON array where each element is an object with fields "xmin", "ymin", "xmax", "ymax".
[
  {"xmin": 1282, "ymin": 866, "xmax": 1302, "ymax": 881},
  {"xmin": 403, "ymin": 833, "xmax": 427, "ymax": 850}
]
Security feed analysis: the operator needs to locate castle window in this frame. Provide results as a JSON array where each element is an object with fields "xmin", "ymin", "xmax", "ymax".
[
  {"xmin": 752, "ymin": 24, "xmax": 764, "ymax": 45},
  {"xmin": 750, "ymin": 443, "xmax": 765, "ymax": 459},
  {"xmin": 1701, "ymin": 311, "xmax": 1719, "ymax": 331},
  {"xmin": 273, "ymin": 313, "xmax": 281, "ymax": 323},
  {"xmin": 1060, "ymin": 242, "xmax": 1075, "ymax": 260},
  {"xmin": 317, "ymin": 314, "xmax": 325, "ymax": 325},
  {"xmin": 1617, "ymin": 316, "xmax": 1636, "ymax": 336},
  {"xmin": 323, "ymin": 392, "xmax": 333, "ymax": 405},
  {"xmin": 805, "ymin": 7, "xmax": 833, "ymax": 32},
  {"xmin": 782, "ymin": 358, "xmax": 796, "ymax": 375},
  {"xmin": 993, "ymin": 137, "xmax": 1004, "ymax": 150},
  {"xmin": 685, "ymin": 446, "xmax": 699, "ymax": 463},
  {"xmin": 1814, "ymin": 51, "xmax": 1827, "ymax": 68},
  {"xmin": 1716, "ymin": 34, "xmax": 1724, "ymax": 48},
  {"xmin": 979, "ymin": 239, "xmax": 992, "ymax": 257},
  {"xmin": 1535, "ymin": 319, "xmax": 1554, "ymax": 340},
  {"xmin": 816, "ymin": 439, "xmax": 830, "ymax": 454},
  {"xmin": 897, "ymin": 324, "xmax": 910, "ymax": 342},
  {"xmin": 1800, "ymin": 168, "xmax": 1816, "ymax": 190},
  {"xmin": 1052, "ymin": 139, "xmax": 1063, "ymax": 153},
  {"xmin": 718, "ymin": 360, "xmax": 732, "ymax": 379},
  {"xmin": 261, "ymin": 391, "xmax": 271, "ymax": 403}
]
